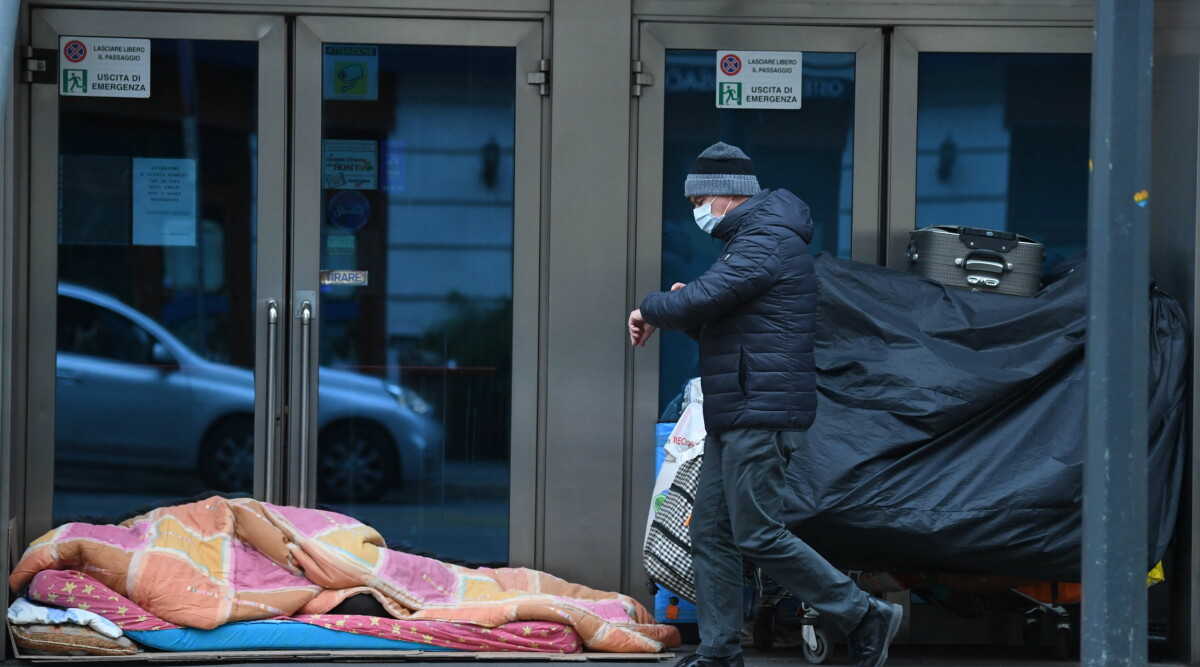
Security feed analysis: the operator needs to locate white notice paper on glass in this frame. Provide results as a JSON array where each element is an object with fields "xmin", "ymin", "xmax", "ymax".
[{"xmin": 132, "ymin": 158, "xmax": 197, "ymax": 246}]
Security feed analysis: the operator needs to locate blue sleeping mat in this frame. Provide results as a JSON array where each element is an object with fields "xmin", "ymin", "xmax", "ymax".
[{"xmin": 126, "ymin": 619, "xmax": 454, "ymax": 652}]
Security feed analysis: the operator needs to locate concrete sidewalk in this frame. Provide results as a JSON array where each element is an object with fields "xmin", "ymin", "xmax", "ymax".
[
  {"xmin": 728, "ymin": 645, "xmax": 1182, "ymax": 666},
  {"xmin": 1, "ymin": 645, "xmax": 1185, "ymax": 666}
]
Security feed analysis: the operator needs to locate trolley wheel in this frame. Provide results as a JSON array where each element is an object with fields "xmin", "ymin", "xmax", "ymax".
[
  {"xmin": 802, "ymin": 628, "xmax": 831, "ymax": 665},
  {"xmin": 752, "ymin": 607, "xmax": 776, "ymax": 651},
  {"xmin": 1053, "ymin": 627, "xmax": 1073, "ymax": 660}
]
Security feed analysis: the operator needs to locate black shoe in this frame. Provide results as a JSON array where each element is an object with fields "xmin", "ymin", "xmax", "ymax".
[
  {"xmin": 845, "ymin": 597, "xmax": 903, "ymax": 667},
  {"xmin": 671, "ymin": 653, "xmax": 744, "ymax": 667}
]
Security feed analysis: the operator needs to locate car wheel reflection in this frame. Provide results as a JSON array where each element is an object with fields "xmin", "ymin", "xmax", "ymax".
[
  {"xmin": 194, "ymin": 416, "xmax": 401, "ymax": 502},
  {"xmin": 199, "ymin": 415, "xmax": 255, "ymax": 493},
  {"xmin": 318, "ymin": 420, "xmax": 399, "ymax": 502}
]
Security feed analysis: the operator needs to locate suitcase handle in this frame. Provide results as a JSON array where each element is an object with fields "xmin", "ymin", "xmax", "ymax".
[
  {"xmin": 957, "ymin": 226, "xmax": 1024, "ymax": 254},
  {"xmin": 958, "ymin": 250, "xmax": 1010, "ymax": 274}
]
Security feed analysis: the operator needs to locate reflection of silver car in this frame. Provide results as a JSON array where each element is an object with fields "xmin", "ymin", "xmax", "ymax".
[{"xmin": 56, "ymin": 284, "xmax": 443, "ymax": 501}]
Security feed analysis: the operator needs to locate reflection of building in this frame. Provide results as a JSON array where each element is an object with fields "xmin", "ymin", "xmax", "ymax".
[
  {"xmin": 56, "ymin": 40, "xmax": 257, "ymax": 367},
  {"xmin": 321, "ymin": 48, "xmax": 515, "ymax": 380},
  {"xmin": 659, "ymin": 51, "xmax": 857, "ymax": 408},
  {"xmin": 318, "ymin": 46, "xmax": 515, "ymax": 461},
  {"xmin": 916, "ymin": 53, "xmax": 1091, "ymax": 264}
]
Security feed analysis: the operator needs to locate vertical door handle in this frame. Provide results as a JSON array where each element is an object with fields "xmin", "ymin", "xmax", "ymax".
[
  {"xmin": 264, "ymin": 300, "xmax": 279, "ymax": 504},
  {"xmin": 298, "ymin": 300, "xmax": 313, "ymax": 507}
]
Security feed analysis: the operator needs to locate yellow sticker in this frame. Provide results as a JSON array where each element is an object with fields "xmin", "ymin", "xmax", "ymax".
[{"xmin": 1148, "ymin": 561, "xmax": 1165, "ymax": 586}]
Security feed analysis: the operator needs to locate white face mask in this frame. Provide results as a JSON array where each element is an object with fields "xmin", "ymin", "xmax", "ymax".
[{"xmin": 693, "ymin": 197, "xmax": 731, "ymax": 235}]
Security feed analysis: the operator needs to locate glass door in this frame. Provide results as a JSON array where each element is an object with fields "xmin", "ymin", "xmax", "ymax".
[
  {"xmin": 628, "ymin": 21, "xmax": 885, "ymax": 590},
  {"xmin": 631, "ymin": 22, "xmax": 884, "ymax": 423},
  {"xmin": 291, "ymin": 18, "xmax": 543, "ymax": 565},
  {"xmin": 26, "ymin": 10, "xmax": 287, "ymax": 532},
  {"xmin": 887, "ymin": 27, "xmax": 1094, "ymax": 269}
]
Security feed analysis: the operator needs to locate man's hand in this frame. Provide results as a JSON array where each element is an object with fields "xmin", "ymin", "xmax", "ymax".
[
  {"xmin": 628, "ymin": 309, "xmax": 657, "ymax": 347},
  {"xmin": 630, "ymin": 285, "xmax": 685, "ymax": 347}
]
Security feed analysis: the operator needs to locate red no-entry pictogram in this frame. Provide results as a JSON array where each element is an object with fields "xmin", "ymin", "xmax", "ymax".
[
  {"xmin": 720, "ymin": 54, "xmax": 742, "ymax": 76},
  {"xmin": 64, "ymin": 40, "xmax": 87, "ymax": 63}
]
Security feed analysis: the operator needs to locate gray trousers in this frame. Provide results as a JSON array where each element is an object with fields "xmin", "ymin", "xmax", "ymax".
[{"xmin": 690, "ymin": 428, "xmax": 869, "ymax": 657}]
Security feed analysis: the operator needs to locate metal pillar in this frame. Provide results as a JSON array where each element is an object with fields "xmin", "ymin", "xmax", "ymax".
[
  {"xmin": 0, "ymin": 0, "xmax": 18, "ymax": 649},
  {"xmin": 1083, "ymin": 0, "xmax": 1155, "ymax": 665}
]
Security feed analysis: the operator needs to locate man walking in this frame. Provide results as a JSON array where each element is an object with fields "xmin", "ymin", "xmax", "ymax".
[{"xmin": 629, "ymin": 142, "xmax": 902, "ymax": 667}]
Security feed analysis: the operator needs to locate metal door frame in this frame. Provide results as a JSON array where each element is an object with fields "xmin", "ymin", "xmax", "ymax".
[
  {"xmin": 630, "ymin": 20, "xmax": 885, "ymax": 589},
  {"xmin": 293, "ymin": 16, "xmax": 544, "ymax": 566},
  {"xmin": 23, "ymin": 8, "xmax": 288, "ymax": 543},
  {"xmin": 886, "ymin": 26, "xmax": 1094, "ymax": 268}
]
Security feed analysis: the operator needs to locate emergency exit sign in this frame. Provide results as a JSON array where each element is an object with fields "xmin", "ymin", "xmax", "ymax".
[
  {"xmin": 59, "ymin": 36, "xmax": 151, "ymax": 98},
  {"xmin": 716, "ymin": 51, "xmax": 803, "ymax": 110}
]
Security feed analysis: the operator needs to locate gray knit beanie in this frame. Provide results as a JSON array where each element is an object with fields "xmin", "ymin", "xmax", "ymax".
[{"xmin": 684, "ymin": 142, "xmax": 761, "ymax": 197}]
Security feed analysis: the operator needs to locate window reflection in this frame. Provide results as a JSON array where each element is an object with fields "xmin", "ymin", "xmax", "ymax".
[
  {"xmin": 318, "ymin": 45, "xmax": 515, "ymax": 565},
  {"xmin": 916, "ymin": 53, "xmax": 1091, "ymax": 268},
  {"xmin": 658, "ymin": 50, "xmax": 856, "ymax": 413},
  {"xmin": 53, "ymin": 39, "xmax": 259, "ymax": 524},
  {"xmin": 58, "ymin": 297, "xmax": 155, "ymax": 364}
]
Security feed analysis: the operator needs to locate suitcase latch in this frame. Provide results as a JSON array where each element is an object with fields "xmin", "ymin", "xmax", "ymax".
[{"xmin": 967, "ymin": 275, "xmax": 1001, "ymax": 288}]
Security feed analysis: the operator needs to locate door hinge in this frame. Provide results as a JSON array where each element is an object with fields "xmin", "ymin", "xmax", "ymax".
[
  {"xmin": 22, "ymin": 46, "xmax": 58, "ymax": 85},
  {"xmin": 632, "ymin": 60, "xmax": 654, "ymax": 97},
  {"xmin": 526, "ymin": 59, "xmax": 550, "ymax": 96}
]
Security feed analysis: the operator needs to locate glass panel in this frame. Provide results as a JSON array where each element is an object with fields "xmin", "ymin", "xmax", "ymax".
[
  {"xmin": 915, "ymin": 53, "xmax": 1092, "ymax": 268},
  {"xmin": 317, "ymin": 44, "xmax": 514, "ymax": 565},
  {"xmin": 54, "ymin": 40, "xmax": 258, "ymax": 524},
  {"xmin": 658, "ymin": 49, "xmax": 857, "ymax": 412}
]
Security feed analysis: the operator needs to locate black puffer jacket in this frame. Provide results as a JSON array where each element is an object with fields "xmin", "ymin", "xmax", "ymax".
[{"xmin": 641, "ymin": 188, "xmax": 817, "ymax": 432}]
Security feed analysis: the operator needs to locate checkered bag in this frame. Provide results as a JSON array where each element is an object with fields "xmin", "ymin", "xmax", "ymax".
[{"xmin": 644, "ymin": 454, "xmax": 703, "ymax": 604}]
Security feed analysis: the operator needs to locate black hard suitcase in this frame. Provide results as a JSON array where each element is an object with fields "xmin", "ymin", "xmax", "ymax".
[{"xmin": 906, "ymin": 226, "xmax": 1045, "ymax": 297}]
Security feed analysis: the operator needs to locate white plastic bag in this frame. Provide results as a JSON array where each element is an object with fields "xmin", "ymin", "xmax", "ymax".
[{"xmin": 644, "ymin": 399, "xmax": 706, "ymax": 545}]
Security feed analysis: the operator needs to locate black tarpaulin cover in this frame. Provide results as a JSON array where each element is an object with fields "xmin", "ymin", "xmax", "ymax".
[{"xmin": 782, "ymin": 255, "xmax": 1188, "ymax": 582}]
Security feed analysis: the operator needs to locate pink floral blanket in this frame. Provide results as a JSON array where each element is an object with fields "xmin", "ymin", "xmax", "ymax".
[
  {"xmin": 27, "ymin": 570, "xmax": 582, "ymax": 652},
  {"xmin": 9, "ymin": 497, "xmax": 679, "ymax": 653}
]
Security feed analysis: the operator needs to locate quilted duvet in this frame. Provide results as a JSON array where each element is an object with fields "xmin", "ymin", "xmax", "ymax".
[{"xmin": 9, "ymin": 497, "xmax": 679, "ymax": 653}]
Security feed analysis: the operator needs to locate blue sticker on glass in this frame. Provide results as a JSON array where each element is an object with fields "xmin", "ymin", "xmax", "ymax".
[{"xmin": 326, "ymin": 190, "xmax": 371, "ymax": 231}]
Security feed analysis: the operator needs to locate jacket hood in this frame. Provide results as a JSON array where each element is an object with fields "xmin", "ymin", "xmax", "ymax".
[{"xmin": 712, "ymin": 188, "xmax": 813, "ymax": 244}]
